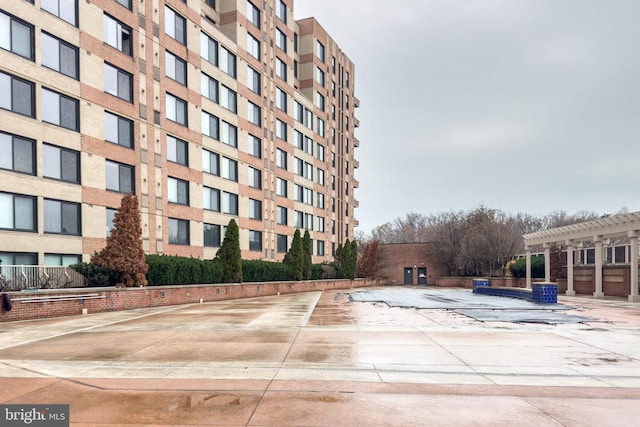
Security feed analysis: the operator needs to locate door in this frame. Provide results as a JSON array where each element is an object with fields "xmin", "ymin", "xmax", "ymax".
[
  {"xmin": 417, "ymin": 267, "xmax": 427, "ymax": 285},
  {"xmin": 404, "ymin": 267, "xmax": 413, "ymax": 285}
]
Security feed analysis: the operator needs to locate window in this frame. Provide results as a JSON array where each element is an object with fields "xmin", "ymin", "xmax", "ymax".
[
  {"xmin": 316, "ymin": 143, "xmax": 325, "ymax": 161},
  {"xmin": 166, "ymin": 51, "xmax": 186, "ymax": 85},
  {"xmin": 316, "ymin": 216, "xmax": 325, "ymax": 232},
  {"xmin": 294, "ymin": 130, "xmax": 303, "ymax": 150},
  {"xmin": 276, "ymin": 0, "xmax": 286, "ymax": 23},
  {"xmin": 115, "ymin": 0, "xmax": 131, "ymax": 9},
  {"xmin": 201, "ymin": 73, "xmax": 218, "ymax": 102},
  {"xmin": 44, "ymin": 199, "xmax": 80, "ymax": 235},
  {"xmin": 276, "ymin": 87, "xmax": 287, "ymax": 112},
  {"xmin": 293, "ymin": 157, "xmax": 303, "ymax": 176},
  {"xmin": 315, "ymin": 92, "xmax": 325, "ymax": 111},
  {"xmin": 304, "ymin": 213, "xmax": 313, "ymax": 230},
  {"xmin": 294, "ymin": 32, "xmax": 298, "ymax": 52},
  {"xmin": 104, "ymin": 63, "xmax": 132, "ymax": 102},
  {"xmin": 276, "ymin": 206, "xmax": 287, "ymax": 225},
  {"xmin": 304, "ymin": 136, "xmax": 313, "ymax": 155},
  {"xmin": 293, "ymin": 184, "xmax": 303, "ymax": 202},
  {"xmin": 44, "ymin": 254, "xmax": 81, "ymax": 266},
  {"xmin": 249, "ymin": 230, "xmax": 262, "ymax": 251},
  {"xmin": 294, "ymin": 210, "xmax": 303, "ymax": 228},
  {"xmin": 0, "ymin": 132, "xmax": 35, "ymax": 175},
  {"xmin": 248, "ymin": 134, "xmax": 261, "ymax": 158},
  {"xmin": 221, "ymin": 157, "xmax": 238, "ymax": 181},
  {"xmin": 167, "ymin": 135, "xmax": 188, "ymax": 166},
  {"xmin": 106, "ymin": 207, "xmax": 116, "ymax": 236},
  {"xmin": 247, "ymin": 33, "xmax": 260, "ymax": 59},
  {"xmin": 294, "ymin": 101, "xmax": 303, "ymax": 122},
  {"xmin": 204, "ymin": 223, "xmax": 221, "ymax": 247},
  {"xmin": 0, "ymin": 11, "xmax": 34, "ymax": 60},
  {"xmin": 105, "ymin": 160, "xmax": 134, "ymax": 193},
  {"xmin": 316, "ymin": 40, "xmax": 325, "ymax": 62},
  {"xmin": 200, "ymin": 32, "xmax": 217, "ymax": 65},
  {"xmin": 222, "ymin": 191, "xmax": 238, "ymax": 215},
  {"xmin": 248, "ymin": 166, "xmax": 261, "ymax": 189},
  {"xmin": 249, "ymin": 199, "xmax": 262, "ymax": 220},
  {"xmin": 276, "ymin": 28, "xmax": 286, "ymax": 52},
  {"xmin": 166, "ymin": 93, "xmax": 187, "ymax": 126},
  {"xmin": 43, "ymin": 143, "xmax": 80, "ymax": 183},
  {"xmin": 276, "ymin": 177, "xmax": 287, "ymax": 197},
  {"xmin": 316, "ymin": 240, "xmax": 325, "ymax": 256},
  {"xmin": 317, "ymin": 118, "xmax": 325, "ymax": 136},
  {"xmin": 205, "ymin": 0, "xmax": 216, "ymax": 8},
  {"xmin": 0, "ymin": 192, "xmax": 36, "ymax": 231},
  {"xmin": 304, "ymin": 187, "xmax": 313, "ymax": 205},
  {"xmin": 316, "ymin": 192, "xmax": 324, "ymax": 209},
  {"xmin": 169, "ymin": 218, "xmax": 189, "ymax": 244},
  {"xmin": 220, "ymin": 46, "xmax": 236, "ymax": 78},
  {"xmin": 220, "ymin": 85, "xmax": 237, "ymax": 112},
  {"xmin": 276, "ymin": 148, "xmax": 287, "ymax": 169},
  {"xmin": 247, "ymin": 1, "xmax": 260, "ymax": 28},
  {"xmin": 247, "ymin": 101, "xmax": 261, "ymax": 126},
  {"xmin": 247, "ymin": 66, "xmax": 260, "ymax": 94},
  {"xmin": 304, "ymin": 162, "xmax": 313, "ymax": 180},
  {"xmin": 304, "ymin": 108, "xmax": 313, "ymax": 130},
  {"xmin": 221, "ymin": 121, "xmax": 237, "ymax": 147},
  {"xmin": 277, "ymin": 234, "xmax": 287, "ymax": 253},
  {"xmin": 103, "ymin": 14, "xmax": 131, "ymax": 55},
  {"xmin": 201, "ymin": 111, "xmax": 219, "ymax": 139},
  {"xmin": 203, "ymin": 186, "xmax": 220, "ymax": 211},
  {"xmin": 275, "ymin": 57, "xmax": 286, "ymax": 81},
  {"xmin": 41, "ymin": 88, "xmax": 78, "ymax": 130},
  {"xmin": 316, "ymin": 168, "xmax": 325, "ymax": 186},
  {"xmin": 0, "ymin": 252, "xmax": 37, "ymax": 266},
  {"xmin": 42, "ymin": 0, "xmax": 77, "ymax": 26},
  {"xmin": 202, "ymin": 149, "xmax": 219, "ymax": 175},
  {"xmin": 105, "ymin": 111, "xmax": 133, "ymax": 148},
  {"xmin": 315, "ymin": 66, "xmax": 325, "ymax": 87},
  {"xmin": 276, "ymin": 119, "xmax": 287, "ymax": 141},
  {"xmin": 0, "ymin": 72, "xmax": 34, "ymax": 117},
  {"xmin": 165, "ymin": 6, "xmax": 186, "ymax": 45},
  {"xmin": 168, "ymin": 177, "xmax": 189, "ymax": 205}
]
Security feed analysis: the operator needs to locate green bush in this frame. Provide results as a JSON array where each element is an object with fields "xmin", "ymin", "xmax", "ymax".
[
  {"xmin": 69, "ymin": 262, "xmax": 118, "ymax": 287},
  {"xmin": 508, "ymin": 255, "xmax": 545, "ymax": 278},
  {"xmin": 242, "ymin": 259, "xmax": 291, "ymax": 282},
  {"xmin": 145, "ymin": 255, "xmax": 222, "ymax": 286},
  {"xmin": 310, "ymin": 264, "xmax": 325, "ymax": 280}
]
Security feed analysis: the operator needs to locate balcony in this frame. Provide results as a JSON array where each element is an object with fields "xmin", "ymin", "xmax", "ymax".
[
  {"xmin": 353, "ymin": 159, "xmax": 359, "ymax": 169},
  {"xmin": 353, "ymin": 95, "xmax": 360, "ymax": 108},
  {"xmin": 352, "ymin": 218, "xmax": 360, "ymax": 227},
  {"xmin": 353, "ymin": 116, "xmax": 360, "ymax": 128},
  {"xmin": 353, "ymin": 137, "xmax": 360, "ymax": 147},
  {"xmin": 353, "ymin": 178, "xmax": 359, "ymax": 188},
  {"xmin": 354, "ymin": 199, "xmax": 360, "ymax": 208}
]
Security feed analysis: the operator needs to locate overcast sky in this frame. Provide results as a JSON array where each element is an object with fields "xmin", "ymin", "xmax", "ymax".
[{"xmin": 294, "ymin": 0, "xmax": 640, "ymax": 233}]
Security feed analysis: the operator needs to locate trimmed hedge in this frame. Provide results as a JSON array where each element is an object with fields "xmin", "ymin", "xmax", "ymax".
[
  {"xmin": 509, "ymin": 255, "xmax": 545, "ymax": 278},
  {"xmin": 146, "ymin": 254, "xmax": 222, "ymax": 286},
  {"xmin": 69, "ymin": 262, "xmax": 118, "ymax": 287},
  {"xmin": 242, "ymin": 259, "xmax": 291, "ymax": 282}
]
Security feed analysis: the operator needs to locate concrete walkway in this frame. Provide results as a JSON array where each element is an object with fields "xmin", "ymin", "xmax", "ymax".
[{"xmin": 1, "ymin": 288, "xmax": 639, "ymax": 426}]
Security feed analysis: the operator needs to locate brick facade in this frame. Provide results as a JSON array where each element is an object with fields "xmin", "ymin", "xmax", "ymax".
[{"xmin": 377, "ymin": 243, "xmax": 448, "ymax": 286}]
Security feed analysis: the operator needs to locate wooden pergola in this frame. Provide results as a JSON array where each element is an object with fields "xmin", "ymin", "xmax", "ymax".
[{"xmin": 523, "ymin": 212, "xmax": 640, "ymax": 302}]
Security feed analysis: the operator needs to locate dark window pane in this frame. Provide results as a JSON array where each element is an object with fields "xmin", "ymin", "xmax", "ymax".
[
  {"xmin": 61, "ymin": 149, "xmax": 78, "ymax": 183},
  {"xmin": 12, "ymin": 79, "xmax": 33, "ymax": 117},
  {"xmin": 62, "ymin": 202, "xmax": 79, "ymax": 235},
  {"xmin": 120, "ymin": 165, "xmax": 132, "ymax": 193},
  {"xmin": 13, "ymin": 137, "xmax": 34, "ymax": 174},
  {"xmin": 60, "ymin": 43, "xmax": 78, "ymax": 78},
  {"xmin": 118, "ymin": 117, "xmax": 132, "ymax": 147},
  {"xmin": 60, "ymin": 96, "xmax": 77, "ymax": 130}
]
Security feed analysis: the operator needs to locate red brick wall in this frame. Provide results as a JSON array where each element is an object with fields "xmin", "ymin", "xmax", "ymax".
[
  {"xmin": 377, "ymin": 243, "xmax": 448, "ymax": 285},
  {"xmin": 0, "ymin": 278, "xmax": 381, "ymax": 322}
]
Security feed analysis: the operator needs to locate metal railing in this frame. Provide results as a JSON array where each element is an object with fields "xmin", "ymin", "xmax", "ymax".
[{"xmin": 0, "ymin": 265, "xmax": 86, "ymax": 291}]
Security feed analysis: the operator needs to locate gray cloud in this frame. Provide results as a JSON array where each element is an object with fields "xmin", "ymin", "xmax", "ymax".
[{"xmin": 295, "ymin": 0, "xmax": 640, "ymax": 232}]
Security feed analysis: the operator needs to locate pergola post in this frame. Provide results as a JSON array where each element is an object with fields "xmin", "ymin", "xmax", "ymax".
[
  {"xmin": 629, "ymin": 231, "xmax": 639, "ymax": 302},
  {"xmin": 594, "ymin": 236, "xmax": 604, "ymax": 298},
  {"xmin": 566, "ymin": 240, "xmax": 575, "ymax": 296},
  {"xmin": 525, "ymin": 247, "xmax": 532, "ymax": 289},
  {"xmin": 543, "ymin": 243, "xmax": 551, "ymax": 282}
]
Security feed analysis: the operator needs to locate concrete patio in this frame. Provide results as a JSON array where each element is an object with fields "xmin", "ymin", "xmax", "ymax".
[{"xmin": 1, "ymin": 287, "xmax": 639, "ymax": 426}]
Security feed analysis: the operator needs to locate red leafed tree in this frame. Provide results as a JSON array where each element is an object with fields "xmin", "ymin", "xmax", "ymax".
[
  {"xmin": 357, "ymin": 240, "xmax": 379, "ymax": 278},
  {"xmin": 92, "ymin": 194, "xmax": 148, "ymax": 287}
]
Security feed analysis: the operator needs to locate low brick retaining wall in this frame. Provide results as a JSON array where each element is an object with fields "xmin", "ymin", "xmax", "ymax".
[{"xmin": 0, "ymin": 278, "xmax": 382, "ymax": 322}]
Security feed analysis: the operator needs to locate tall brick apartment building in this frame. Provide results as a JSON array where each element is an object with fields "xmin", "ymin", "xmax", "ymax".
[{"xmin": 0, "ymin": 0, "xmax": 360, "ymax": 266}]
